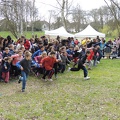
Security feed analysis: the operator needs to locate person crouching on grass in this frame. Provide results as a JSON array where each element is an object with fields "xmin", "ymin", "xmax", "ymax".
[
  {"xmin": 41, "ymin": 51, "xmax": 61, "ymax": 81},
  {"xmin": 16, "ymin": 51, "xmax": 32, "ymax": 92},
  {"xmin": 69, "ymin": 50, "xmax": 90, "ymax": 80},
  {"xmin": 2, "ymin": 57, "xmax": 12, "ymax": 83}
]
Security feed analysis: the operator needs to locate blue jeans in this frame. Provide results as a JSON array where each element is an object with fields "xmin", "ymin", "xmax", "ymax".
[
  {"xmin": 20, "ymin": 71, "xmax": 28, "ymax": 90},
  {"xmin": 97, "ymin": 50, "xmax": 103, "ymax": 61},
  {"xmin": 93, "ymin": 55, "xmax": 97, "ymax": 66}
]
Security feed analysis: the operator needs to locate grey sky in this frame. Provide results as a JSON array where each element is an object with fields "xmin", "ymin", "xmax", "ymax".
[{"xmin": 35, "ymin": 0, "xmax": 107, "ymax": 19}]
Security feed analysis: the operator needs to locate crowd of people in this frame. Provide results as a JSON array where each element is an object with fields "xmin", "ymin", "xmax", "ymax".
[{"xmin": 0, "ymin": 35, "xmax": 120, "ymax": 92}]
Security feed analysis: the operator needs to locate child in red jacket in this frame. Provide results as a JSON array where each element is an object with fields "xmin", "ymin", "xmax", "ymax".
[
  {"xmin": 21, "ymin": 36, "xmax": 30, "ymax": 50},
  {"xmin": 41, "ymin": 51, "xmax": 60, "ymax": 81},
  {"xmin": 86, "ymin": 48, "xmax": 95, "ymax": 70}
]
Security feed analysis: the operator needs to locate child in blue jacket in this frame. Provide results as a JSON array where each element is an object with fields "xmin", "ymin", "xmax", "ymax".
[{"xmin": 2, "ymin": 57, "xmax": 11, "ymax": 83}]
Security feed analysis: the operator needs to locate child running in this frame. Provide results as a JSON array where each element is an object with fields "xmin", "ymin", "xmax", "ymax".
[
  {"xmin": 41, "ymin": 51, "xmax": 60, "ymax": 81},
  {"xmin": 69, "ymin": 50, "xmax": 90, "ymax": 80},
  {"xmin": 16, "ymin": 51, "xmax": 32, "ymax": 92}
]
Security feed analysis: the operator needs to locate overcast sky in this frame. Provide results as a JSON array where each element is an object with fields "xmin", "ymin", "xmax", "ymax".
[{"xmin": 35, "ymin": 0, "xmax": 107, "ymax": 19}]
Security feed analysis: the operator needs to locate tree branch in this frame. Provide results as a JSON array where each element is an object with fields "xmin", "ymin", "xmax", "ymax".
[
  {"xmin": 110, "ymin": 0, "xmax": 120, "ymax": 10},
  {"xmin": 56, "ymin": 0, "xmax": 62, "ymax": 8}
]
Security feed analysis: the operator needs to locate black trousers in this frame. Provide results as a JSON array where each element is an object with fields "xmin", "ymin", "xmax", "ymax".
[
  {"xmin": 42, "ymin": 69, "xmax": 54, "ymax": 79},
  {"xmin": 11, "ymin": 65, "xmax": 21, "ymax": 76},
  {"xmin": 70, "ymin": 64, "xmax": 88, "ymax": 77},
  {"xmin": 33, "ymin": 67, "xmax": 44, "ymax": 74}
]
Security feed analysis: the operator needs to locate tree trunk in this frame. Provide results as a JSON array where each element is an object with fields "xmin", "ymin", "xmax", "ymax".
[
  {"xmin": 61, "ymin": 0, "xmax": 66, "ymax": 29},
  {"xmin": 20, "ymin": 0, "xmax": 24, "ymax": 35},
  {"xmin": 32, "ymin": 0, "xmax": 35, "ymax": 35}
]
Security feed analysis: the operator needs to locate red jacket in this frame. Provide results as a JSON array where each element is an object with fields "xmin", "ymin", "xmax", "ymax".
[
  {"xmin": 87, "ymin": 50, "xmax": 94, "ymax": 61},
  {"xmin": 24, "ymin": 40, "xmax": 30, "ymax": 50},
  {"xmin": 41, "ymin": 56, "xmax": 57, "ymax": 70},
  {"xmin": 74, "ymin": 39, "xmax": 79, "ymax": 45}
]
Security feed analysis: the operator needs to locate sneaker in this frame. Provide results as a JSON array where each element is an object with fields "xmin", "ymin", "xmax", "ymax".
[
  {"xmin": 22, "ymin": 89, "xmax": 25, "ymax": 92},
  {"xmin": 18, "ymin": 76, "xmax": 22, "ymax": 83},
  {"xmin": 48, "ymin": 79, "xmax": 53, "ymax": 82},
  {"xmin": 37, "ymin": 72, "xmax": 40, "ymax": 76},
  {"xmin": 35, "ymin": 72, "xmax": 40, "ymax": 77},
  {"xmin": 5, "ymin": 81, "xmax": 9, "ymax": 83},
  {"xmin": 44, "ymin": 79, "xmax": 48, "ymax": 81},
  {"xmin": 97, "ymin": 61, "xmax": 100, "ymax": 64},
  {"xmin": 41, "ymin": 78, "xmax": 47, "ymax": 81},
  {"xmin": 84, "ymin": 76, "xmax": 90, "ymax": 80},
  {"xmin": 67, "ymin": 64, "xmax": 70, "ymax": 67},
  {"xmin": 88, "ymin": 68, "xmax": 92, "ymax": 70},
  {"xmin": 0, "ymin": 79, "xmax": 4, "ymax": 82},
  {"xmin": 55, "ymin": 75, "xmax": 57, "ymax": 79},
  {"xmin": 68, "ymin": 67, "xmax": 71, "ymax": 72}
]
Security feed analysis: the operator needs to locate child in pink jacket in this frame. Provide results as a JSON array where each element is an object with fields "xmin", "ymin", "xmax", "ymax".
[{"xmin": 11, "ymin": 50, "xmax": 23, "ymax": 77}]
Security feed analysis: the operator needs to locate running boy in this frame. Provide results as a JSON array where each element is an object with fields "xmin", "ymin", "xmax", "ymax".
[
  {"xmin": 41, "ymin": 51, "xmax": 60, "ymax": 81},
  {"xmin": 69, "ymin": 50, "xmax": 90, "ymax": 80},
  {"xmin": 16, "ymin": 51, "xmax": 32, "ymax": 92}
]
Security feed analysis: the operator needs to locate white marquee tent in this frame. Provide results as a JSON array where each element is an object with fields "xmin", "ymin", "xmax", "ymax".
[
  {"xmin": 75, "ymin": 25, "xmax": 105, "ymax": 38},
  {"xmin": 45, "ymin": 26, "xmax": 74, "ymax": 38}
]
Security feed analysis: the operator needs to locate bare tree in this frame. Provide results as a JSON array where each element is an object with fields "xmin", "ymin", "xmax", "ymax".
[
  {"xmin": 0, "ymin": 0, "xmax": 19, "ymax": 38},
  {"xmin": 31, "ymin": 0, "xmax": 35, "ymax": 35},
  {"xmin": 0, "ymin": 0, "xmax": 38, "ymax": 38},
  {"xmin": 110, "ymin": 0, "xmax": 120, "ymax": 10},
  {"xmin": 27, "ymin": 0, "xmax": 38, "ymax": 35},
  {"xmin": 56, "ymin": 0, "xmax": 74, "ymax": 29},
  {"xmin": 104, "ymin": 0, "xmax": 120, "ymax": 35},
  {"xmin": 20, "ymin": 0, "xmax": 24, "ymax": 35},
  {"xmin": 48, "ymin": 10, "xmax": 56, "ymax": 30},
  {"xmin": 25, "ymin": 0, "xmax": 29, "ymax": 32},
  {"xmin": 71, "ymin": 4, "xmax": 84, "ymax": 32}
]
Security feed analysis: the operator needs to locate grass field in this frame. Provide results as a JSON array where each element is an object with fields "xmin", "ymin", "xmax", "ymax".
[
  {"xmin": 0, "ymin": 31, "xmax": 44, "ymax": 40},
  {"xmin": 0, "ymin": 59, "xmax": 120, "ymax": 120},
  {"xmin": 0, "ymin": 31, "xmax": 115, "ymax": 42}
]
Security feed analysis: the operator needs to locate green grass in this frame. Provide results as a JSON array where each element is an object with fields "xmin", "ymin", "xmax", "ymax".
[
  {"xmin": 0, "ymin": 31, "xmax": 115, "ymax": 42},
  {"xmin": 0, "ymin": 59, "xmax": 120, "ymax": 120},
  {"xmin": 106, "ymin": 36, "xmax": 115, "ymax": 41},
  {"xmin": 0, "ymin": 31, "xmax": 44, "ymax": 40},
  {"xmin": 0, "ymin": 31, "xmax": 15, "ymax": 39}
]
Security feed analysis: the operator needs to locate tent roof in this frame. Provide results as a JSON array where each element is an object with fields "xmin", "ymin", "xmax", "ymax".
[
  {"xmin": 75, "ymin": 25, "xmax": 105, "ymax": 38},
  {"xmin": 45, "ymin": 26, "xmax": 74, "ymax": 37}
]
